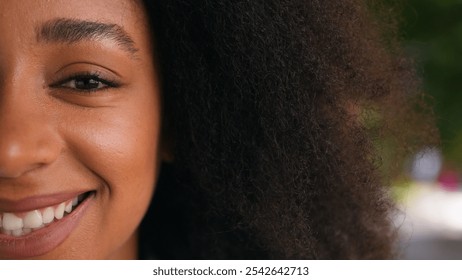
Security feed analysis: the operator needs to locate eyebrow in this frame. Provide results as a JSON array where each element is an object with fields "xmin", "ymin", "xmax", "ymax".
[{"xmin": 36, "ymin": 18, "xmax": 139, "ymax": 56}]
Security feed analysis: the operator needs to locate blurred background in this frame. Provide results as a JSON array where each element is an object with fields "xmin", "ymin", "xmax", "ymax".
[{"xmin": 394, "ymin": 0, "xmax": 462, "ymax": 259}]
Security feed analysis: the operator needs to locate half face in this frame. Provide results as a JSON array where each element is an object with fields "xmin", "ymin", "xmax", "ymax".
[{"xmin": 0, "ymin": 0, "xmax": 162, "ymax": 259}]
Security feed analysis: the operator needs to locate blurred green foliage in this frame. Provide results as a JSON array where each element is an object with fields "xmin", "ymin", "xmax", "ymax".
[{"xmin": 401, "ymin": 0, "xmax": 462, "ymax": 166}]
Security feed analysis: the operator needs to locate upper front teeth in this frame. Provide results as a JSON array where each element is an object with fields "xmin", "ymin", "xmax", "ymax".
[
  {"xmin": 54, "ymin": 203, "xmax": 65, "ymax": 220},
  {"xmin": 43, "ymin": 207, "xmax": 54, "ymax": 224},
  {"xmin": 3, "ymin": 213, "xmax": 23, "ymax": 231},
  {"xmin": 0, "ymin": 197, "xmax": 80, "ymax": 237},
  {"xmin": 24, "ymin": 210, "xmax": 43, "ymax": 229}
]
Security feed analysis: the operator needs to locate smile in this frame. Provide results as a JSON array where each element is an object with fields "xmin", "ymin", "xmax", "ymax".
[
  {"xmin": 0, "ymin": 194, "xmax": 87, "ymax": 237},
  {"xmin": 0, "ymin": 191, "xmax": 95, "ymax": 259}
]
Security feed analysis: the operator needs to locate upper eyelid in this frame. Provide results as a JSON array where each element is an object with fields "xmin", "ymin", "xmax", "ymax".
[{"xmin": 50, "ymin": 73, "xmax": 119, "ymax": 88}]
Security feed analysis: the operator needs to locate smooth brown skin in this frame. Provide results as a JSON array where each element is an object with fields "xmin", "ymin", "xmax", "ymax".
[{"xmin": 0, "ymin": 0, "xmax": 162, "ymax": 259}]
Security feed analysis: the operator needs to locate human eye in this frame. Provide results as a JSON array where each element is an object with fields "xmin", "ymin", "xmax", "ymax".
[{"xmin": 50, "ymin": 72, "xmax": 120, "ymax": 92}]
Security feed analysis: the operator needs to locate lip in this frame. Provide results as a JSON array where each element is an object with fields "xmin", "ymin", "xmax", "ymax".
[
  {"xmin": 0, "ymin": 192, "xmax": 95, "ymax": 259},
  {"xmin": 0, "ymin": 191, "xmax": 89, "ymax": 213}
]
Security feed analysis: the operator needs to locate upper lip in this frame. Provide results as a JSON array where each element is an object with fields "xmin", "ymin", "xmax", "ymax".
[{"xmin": 0, "ymin": 190, "xmax": 90, "ymax": 213}]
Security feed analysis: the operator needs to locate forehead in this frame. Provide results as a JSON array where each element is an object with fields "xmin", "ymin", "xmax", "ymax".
[
  {"xmin": 0, "ymin": 0, "xmax": 143, "ymax": 20},
  {"xmin": 0, "ymin": 0, "xmax": 148, "ymax": 44}
]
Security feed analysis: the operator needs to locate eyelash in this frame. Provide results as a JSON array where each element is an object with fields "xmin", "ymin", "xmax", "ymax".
[{"xmin": 50, "ymin": 72, "xmax": 120, "ymax": 92}]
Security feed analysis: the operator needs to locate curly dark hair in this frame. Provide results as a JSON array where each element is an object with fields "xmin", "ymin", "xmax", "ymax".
[{"xmin": 138, "ymin": 0, "xmax": 434, "ymax": 259}]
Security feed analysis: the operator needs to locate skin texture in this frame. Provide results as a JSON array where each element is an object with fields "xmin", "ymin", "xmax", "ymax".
[{"xmin": 0, "ymin": 0, "xmax": 161, "ymax": 259}]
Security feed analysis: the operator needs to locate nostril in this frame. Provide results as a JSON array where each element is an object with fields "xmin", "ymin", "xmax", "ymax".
[
  {"xmin": 0, "ymin": 159, "xmax": 44, "ymax": 178},
  {"xmin": 0, "ymin": 163, "xmax": 45, "ymax": 178}
]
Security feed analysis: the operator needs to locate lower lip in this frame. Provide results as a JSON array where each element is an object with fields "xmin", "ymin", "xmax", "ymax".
[{"xmin": 0, "ymin": 193, "xmax": 94, "ymax": 259}]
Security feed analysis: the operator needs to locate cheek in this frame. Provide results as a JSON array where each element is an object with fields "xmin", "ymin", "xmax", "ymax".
[
  {"xmin": 62, "ymin": 100, "xmax": 161, "ymax": 192},
  {"xmin": 75, "ymin": 110, "xmax": 160, "ymax": 188},
  {"xmin": 56, "ymin": 90, "xmax": 161, "ymax": 257}
]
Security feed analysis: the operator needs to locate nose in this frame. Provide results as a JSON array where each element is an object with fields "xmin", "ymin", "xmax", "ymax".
[{"xmin": 0, "ymin": 86, "xmax": 61, "ymax": 178}]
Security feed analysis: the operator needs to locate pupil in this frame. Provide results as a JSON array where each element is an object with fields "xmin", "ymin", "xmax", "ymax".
[{"xmin": 76, "ymin": 78, "xmax": 99, "ymax": 89}]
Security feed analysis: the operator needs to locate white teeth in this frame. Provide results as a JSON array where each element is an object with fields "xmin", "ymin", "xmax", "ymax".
[
  {"xmin": 42, "ymin": 207, "xmax": 55, "ymax": 224},
  {"xmin": 2, "ymin": 213, "xmax": 24, "ymax": 231},
  {"xmin": 65, "ymin": 201, "xmax": 72, "ymax": 213},
  {"xmin": 12, "ymin": 229, "xmax": 23, "ymax": 237},
  {"xmin": 54, "ymin": 203, "xmax": 65, "ymax": 220},
  {"xmin": 23, "ymin": 210, "xmax": 43, "ymax": 229},
  {"xmin": 33, "ymin": 224, "xmax": 44, "ymax": 230},
  {"xmin": 0, "ymin": 194, "xmax": 82, "ymax": 237}
]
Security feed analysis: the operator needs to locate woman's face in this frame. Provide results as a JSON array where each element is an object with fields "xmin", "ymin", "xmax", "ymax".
[{"xmin": 0, "ymin": 0, "xmax": 162, "ymax": 259}]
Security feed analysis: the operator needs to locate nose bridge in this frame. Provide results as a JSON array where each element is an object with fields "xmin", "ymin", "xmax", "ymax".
[{"xmin": 0, "ymin": 75, "xmax": 61, "ymax": 178}]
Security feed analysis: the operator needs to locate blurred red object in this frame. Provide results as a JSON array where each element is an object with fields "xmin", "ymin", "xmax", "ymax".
[{"xmin": 437, "ymin": 168, "xmax": 460, "ymax": 191}]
